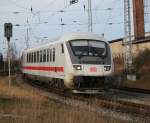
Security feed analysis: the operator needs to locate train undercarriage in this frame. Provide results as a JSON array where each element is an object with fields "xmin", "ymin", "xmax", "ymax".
[{"xmin": 23, "ymin": 73, "xmax": 112, "ymax": 94}]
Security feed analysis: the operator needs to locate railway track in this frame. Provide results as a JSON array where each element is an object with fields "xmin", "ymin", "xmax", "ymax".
[
  {"xmin": 96, "ymin": 95, "xmax": 150, "ymax": 118},
  {"xmin": 115, "ymin": 86, "xmax": 150, "ymax": 94},
  {"xmin": 15, "ymin": 74, "xmax": 150, "ymax": 121}
]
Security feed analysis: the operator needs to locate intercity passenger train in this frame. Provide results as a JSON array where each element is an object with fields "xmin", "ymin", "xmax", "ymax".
[{"xmin": 21, "ymin": 32, "xmax": 114, "ymax": 94}]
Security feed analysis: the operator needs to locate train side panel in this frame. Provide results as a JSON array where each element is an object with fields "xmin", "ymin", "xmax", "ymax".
[{"xmin": 22, "ymin": 43, "xmax": 66, "ymax": 82}]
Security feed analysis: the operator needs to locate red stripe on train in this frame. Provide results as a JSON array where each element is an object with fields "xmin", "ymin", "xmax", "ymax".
[{"xmin": 22, "ymin": 66, "xmax": 64, "ymax": 72}]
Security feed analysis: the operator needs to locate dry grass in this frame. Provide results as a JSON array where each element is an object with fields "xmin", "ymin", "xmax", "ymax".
[
  {"xmin": 0, "ymin": 76, "xmax": 46, "ymax": 102},
  {"xmin": 0, "ymin": 76, "xmax": 127, "ymax": 123}
]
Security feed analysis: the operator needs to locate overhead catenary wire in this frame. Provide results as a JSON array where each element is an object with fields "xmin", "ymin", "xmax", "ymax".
[
  {"xmin": 0, "ymin": 0, "xmax": 126, "ymax": 29},
  {"xmin": 6, "ymin": 0, "xmax": 30, "ymax": 11},
  {"xmin": 1, "ymin": 0, "xmax": 144, "ymax": 53},
  {"xmin": 14, "ymin": 0, "xmax": 124, "ymax": 36}
]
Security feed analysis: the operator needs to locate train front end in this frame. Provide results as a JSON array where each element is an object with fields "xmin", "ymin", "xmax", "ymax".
[{"xmin": 64, "ymin": 35, "xmax": 114, "ymax": 93}]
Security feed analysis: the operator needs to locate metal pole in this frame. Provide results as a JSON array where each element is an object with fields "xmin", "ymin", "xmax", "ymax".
[
  {"xmin": 7, "ymin": 37, "xmax": 11, "ymax": 87},
  {"xmin": 123, "ymin": 0, "xmax": 136, "ymax": 81},
  {"xmin": 26, "ymin": 28, "xmax": 29, "ymax": 48},
  {"xmin": 88, "ymin": 0, "xmax": 92, "ymax": 32},
  {"xmin": 124, "ymin": 0, "xmax": 132, "ymax": 73},
  {"xmin": 26, "ymin": 18, "xmax": 29, "ymax": 49},
  {"xmin": 4, "ymin": 23, "xmax": 13, "ymax": 84}
]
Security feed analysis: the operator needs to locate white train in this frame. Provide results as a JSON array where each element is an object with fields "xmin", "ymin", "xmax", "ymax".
[{"xmin": 21, "ymin": 32, "xmax": 114, "ymax": 93}]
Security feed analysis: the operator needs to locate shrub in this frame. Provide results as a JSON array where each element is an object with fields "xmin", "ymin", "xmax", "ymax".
[
  {"xmin": 134, "ymin": 49, "xmax": 150, "ymax": 69},
  {"xmin": 133, "ymin": 49, "xmax": 150, "ymax": 80}
]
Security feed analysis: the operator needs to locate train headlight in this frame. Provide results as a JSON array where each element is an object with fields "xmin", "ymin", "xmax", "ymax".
[
  {"xmin": 73, "ymin": 65, "xmax": 82, "ymax": 70},
  {"xmin": 104, "ymin": 66, "xmax": 111, "ymax": 71}
]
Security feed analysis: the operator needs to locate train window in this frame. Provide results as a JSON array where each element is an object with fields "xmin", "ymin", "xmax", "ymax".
[
  {"xmin": 33, "ymin": 53, "xmax": 34, "ymax": 63},
  {"xmin": 31, "ymin": 53, "xmax": 33, "ymax": 63},
  {"xmin": 61, "ymin": 44, "xmax": 64, "ymax": 53},
  {"xmin": 33, "ymin": 53, "xmax": 34, "ymax": 62},
  {"xmin": 40, "ymin": 50, "xmax": 43, "ymax": 62},
  {"xmin": 25, "ymin": 54, "xmax": 27, "ymax": 63},
  {"xmin": 70, "ymin": 40, "xmax": 107, "ymax": 57},
  {"xmin": 37, "ymin": 51, "xmax": 39, "ymax": 63},
  {"xmin": 21, "ymin": 55, "xmax": 23, "ymax": 64},
  {"xmin": 43, "ymin": 49, "xmax": 46, "ymax": 62},
  {"xmin": 47, "ymin": 49, "xmax": 49, "ymax": 62},
  {"xmin": 30, "ymin": 53, "xmax": 31, "ymax": 63},
  {"xmin": 53, "ymin": 48, "xmax": 55, "ymax": 62},
  {"xmin": 30, "ymin": 53, "xmax": 32, "ymax": 63},
  {"xmin": 26, "ymin": 54, "xmax": 27, "ymax": 63},
  {"xmin": 28, "ymin": 54, "xmax": 29, "ymax": 63},
  {"xmin": 50, "ymin": 49, "xmax": 52, "ymax": 62},
  {"xmin": 34, "ymin": 52, "xmax": 36, "ymax": 63},
  {"xmin": 27, "ymin": 54, "xmax": 28, "ymax": 63},
  {"xmin": 28, "ymin": 54, "xmax": 30, "ymax": 63},
  {"xmin": 29, "ymin": 53, "xmax": 31, "ymax": 63},
  {"xmin": 27, "ymin": 53, "xmax": 29, "ymax": 63}
]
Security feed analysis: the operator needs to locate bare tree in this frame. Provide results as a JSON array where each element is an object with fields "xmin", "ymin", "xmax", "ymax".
[{"xmin": 7, "ymin": 42, "xmax": 18, "ymax": 72}]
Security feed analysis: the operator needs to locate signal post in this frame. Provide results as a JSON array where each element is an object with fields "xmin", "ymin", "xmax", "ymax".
[{"xmin": 4, "ymin": 23, "xmax": 13, "ymax": 87}]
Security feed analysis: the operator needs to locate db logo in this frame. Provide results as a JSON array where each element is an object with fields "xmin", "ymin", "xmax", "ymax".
[{"xmin": 90, "ymin": 67, "xmax": 97, "ymax": 72}]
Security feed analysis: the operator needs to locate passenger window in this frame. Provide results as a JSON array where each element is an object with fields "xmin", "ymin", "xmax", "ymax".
[
  {"xmin": 37, "ymin": 51, "xmax": 39, "ymax": 63},
  {"xmin": 27, "ymin": 54, "xmax": 28, "ymax": 63},
  {"xmin": 34, "ymin": 52, "xmax": 36, "ymax": 63},
  {"xmin": 32, "ymin": 53, "xmax": 34, "ymax": 63},
  {"xmin": 29, "ymin": 53, "xmax": 31, "ymax": 63},
  {"xmin": 40, "ymin": 50, "xmax": 43, "ymax": 62},
  {"xmin": 43, "ymin": 49, "xmax": 46, "ymax": 62},
  {"xmin": 28, "ymin": 53, "xmax": 30, "ymax": 63},
  {"xmin": 28, "ymin": 54, "xmax": 29, "ymax": 63},
  {"xmin": 61, "ymin": 44, "xmax": 64, "ymax": 53},
  {"xmin": 50, "ymin": 49, "xmax": 52, "ymax": 62},
  {"xmin": 26, "ymin": 54, "xmax": 27, "ymax": 63},
  {"xmin": 30, "ymin": 53, "xmax": 31, "ymax": 63},
  {"xmin": 47, "ymin": 49, "xmax": 49, "ymax": 62},
  {"xmin": 53, "ymin": 48, "xmax": 55, "ymax": 62},
  {"xmin": 30, "ymin": 53, "xmax": 32, "ymax": 63}
]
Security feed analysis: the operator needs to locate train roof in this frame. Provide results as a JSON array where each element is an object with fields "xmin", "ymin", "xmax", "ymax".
[
  {"xmin": 60, "ymin": 32, "xmax": 105, "ymax": 42},
  {"xmin": 24, "ymin": 32, "xmax": 106, "ymax": 53}
]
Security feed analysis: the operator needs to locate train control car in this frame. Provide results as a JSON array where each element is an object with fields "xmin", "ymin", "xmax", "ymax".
[{"xmin": 21, "ymin": 32, "xmax": 114, "ymax": 94}]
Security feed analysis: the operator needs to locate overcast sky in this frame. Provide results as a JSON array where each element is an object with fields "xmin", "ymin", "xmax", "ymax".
[{"xmin": 0, "ymin": 0, "xmax": 150, "ymax": 56}]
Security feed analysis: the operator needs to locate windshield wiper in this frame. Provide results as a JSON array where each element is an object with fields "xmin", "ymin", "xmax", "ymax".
[
  {"xmin": 78, "ymin": 51, "xmax": 86, "ymax": 59},
  {"xmin": 76, "ymin": 47, "xmax": 88, "ymax": 59}
]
